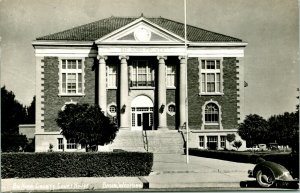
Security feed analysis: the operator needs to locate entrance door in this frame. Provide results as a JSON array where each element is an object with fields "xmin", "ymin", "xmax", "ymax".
[
  {"xmin": 131, "ymin": 95, "xmax": 154, "ymax": 131},
  {"xmin": 143, "ymin": 113, "xmax": 150, "ymax": 130},
  {"xmin": 132, "ymin": 110, "xmax": 153, "ymax": 130}
]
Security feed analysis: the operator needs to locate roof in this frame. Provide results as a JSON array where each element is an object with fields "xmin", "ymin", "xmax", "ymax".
[{"xmin": 36, "ymin": 16, "xmax": 242, "ymax": 42}]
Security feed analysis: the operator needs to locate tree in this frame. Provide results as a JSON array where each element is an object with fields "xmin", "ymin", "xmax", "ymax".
[
  {"xmin": 232, "ymin": 140, "xmax": 242, "ymax": 150},
  {"xmin": 56, "ymin": 103, "xmax": 118, "ymax": 151},
  {"xmin": 238, "ymin": 114, "xmax": 269, "ymax": 147},
  {"xmin": 226, "ymin": 134, "xmax": 236, "ymax": 143},
  {"xmin": 25, "ymin": 96, "xmax": 35, "ymax": 124},
  {"xmin": 268, "ymin": 112, "xmax": 299, "ymax": 152},
  {"xmin": 1, "ymin": 86, "xmax": 26, "ymax": 134},
  {"xmin": 1, "ymin": 86, "xmax": 28, "ymax": 152}
]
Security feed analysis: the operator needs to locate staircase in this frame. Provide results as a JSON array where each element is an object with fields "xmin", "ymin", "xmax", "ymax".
[{"xmin": 108, "ymin": 130, "xmax": 185, "ymax": 154}]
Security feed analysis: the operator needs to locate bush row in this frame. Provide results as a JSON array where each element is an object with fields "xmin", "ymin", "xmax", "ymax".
[{"xmin": 1, "ymin": 152, "xmax": 153, "ymax": 178}]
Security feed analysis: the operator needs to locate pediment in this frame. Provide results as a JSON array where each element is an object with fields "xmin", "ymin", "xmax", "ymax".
[{"xmin": 95, "ymin": 18, "xmax": 185, "ymax": 44}]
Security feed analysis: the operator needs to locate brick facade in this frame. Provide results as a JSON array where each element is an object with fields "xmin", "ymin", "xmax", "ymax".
[
  {"xmin": 187, "ymin": 57, "xmax": 238, "ymax": 130},
  {"xmin": 43, "ymin": 57, "xmax": 96, "ymax": 132},
  {"xmin": 166, "ymin": 89, "xmax": 177, "ymax": 130},
  {"xmin": 34, "ymin": 16, "xmax": 246, "ymax": 152}
]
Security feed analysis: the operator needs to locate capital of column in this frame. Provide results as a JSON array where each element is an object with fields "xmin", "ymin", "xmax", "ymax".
[
  {"xmin": 178, "ymin": 56, "xmax": 186, "ymax": 61},
  {"xmin": 97, "ymin": 55, "xmax": 108, "ymax": 61},
  {"xmin": 119, "ymin": 55, "xmax": 129, "ymax": 60},
  {"xmin": 157, "ymin": 56, "xmax": 167, "ymax": 61}
]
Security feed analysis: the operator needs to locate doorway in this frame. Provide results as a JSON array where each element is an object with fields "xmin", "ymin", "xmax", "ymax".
[{"xmin": 131, "ymin": 96, "xmax": 153, "ymax": 130}]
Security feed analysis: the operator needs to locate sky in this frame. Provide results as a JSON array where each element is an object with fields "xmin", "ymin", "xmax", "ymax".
[{"xmin": 0, "ymin": 0, "xmax": 299, "ymax": 119}]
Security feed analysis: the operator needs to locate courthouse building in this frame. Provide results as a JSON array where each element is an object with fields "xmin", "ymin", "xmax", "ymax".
[{"xmin": 32, "ymin": 16, "xmax": 247, "ymax": 152}]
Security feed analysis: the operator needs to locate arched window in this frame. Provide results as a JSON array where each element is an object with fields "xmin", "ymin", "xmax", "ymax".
[{"xmin": 205, "ymin": 103, "xmax": 219, "ymax": 124}]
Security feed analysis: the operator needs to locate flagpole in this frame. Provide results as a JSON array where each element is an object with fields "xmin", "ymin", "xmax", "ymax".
[{"xmin": 184, "ymin": 0, "xmax": 189, "ymax": 164}]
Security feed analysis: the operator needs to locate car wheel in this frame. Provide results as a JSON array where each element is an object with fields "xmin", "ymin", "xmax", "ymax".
[{"xmin": 256, "ymin": 169, "xmax": 275, "ymax": 188}]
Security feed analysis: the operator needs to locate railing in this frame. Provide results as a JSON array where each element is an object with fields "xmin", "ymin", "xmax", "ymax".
[
  {"xmin": 178, "ymin": 122, "xmax": 187, "ymax": 152},
  {"xmin": 142, "ymin": 129, "xmax": 149, "ymax": 152},
  {"xmin": 130, "ymin": 81, "xmax": 155, "ymax": 87}
]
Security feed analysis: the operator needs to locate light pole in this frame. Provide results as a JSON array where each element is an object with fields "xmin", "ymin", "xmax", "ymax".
[{"xmin": 184, "ymin": 0, "xmax": 189, "ymax": 164}]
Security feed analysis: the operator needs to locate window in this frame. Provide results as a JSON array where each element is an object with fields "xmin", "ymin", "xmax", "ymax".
[
  {"xmin": 66, "ymin": 139, "xmax": 77, "ymax": 149},
  {"xmin": 205, "ymin": 103, "xmax": 219, "ymax": 124},
  {"xmin": 207, "ymin": 136, "xmax": 218, "ymax": 150},
  {"xmin": 131, "ymin": 107, "xmax": 153, "ymax": 127},
  {"xmin": 199, "ymin": 136, "xmax": 204, "ymax": 148},
  {"xmin": 107, "ymin": 64, "xmax": 117, "ymax": 88},
  {"xmin": 131, "ymin": 60, "xmax": 154, "ymax": 87},
  {"xmin": 167, "ymin": 103, "xmax": 176, "ymax": 116},
  {"xmin": 58, "ymin": 138, "xmax": 64, "ymax": 150},
  {"xmin": 109, "ymin": 105, "xmax": 117, "ymax": 114},
  {"xmin": 166, "ymin": 64, "xmax": 176, "ymax": 88},
  {"xmin": 61, "ymin": 59, "xmax": 84, "ymax": 95},
  {"xmin": 107, "ymin": 103, "xmax": 117, "ymax": 116},
  {"xmin": 220, "ymin": 136, "xmax": 226, "ymax": 148},
  {"xmin": 200, "ymin": 59, "xmax": 221, "ymax": 93}
]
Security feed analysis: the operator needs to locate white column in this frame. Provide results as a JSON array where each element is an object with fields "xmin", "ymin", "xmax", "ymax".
[
  {"xmin": 119, "ymin": 55, "xmax": 129, "ymax": 129},
  {"xmin": 97, "ymin": 55, "xmax": 107, "ymax": 115},
  {"xmin": 157, "ymin": 56, "xmax": 167, "ymax": 129},
  {"xmin": 179, "ymin": 56, "xmax": 186, "ymax": 127}
]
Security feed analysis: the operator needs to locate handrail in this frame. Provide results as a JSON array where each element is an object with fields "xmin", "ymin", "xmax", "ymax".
[{"xmin": 142, "ymin": 129, "xmax": 149, "ymax": 152}]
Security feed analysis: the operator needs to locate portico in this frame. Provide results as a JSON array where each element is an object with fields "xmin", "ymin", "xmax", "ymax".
[{"xmin": 96, "ymin": 53, "xmax": 187, "ymax": 131}]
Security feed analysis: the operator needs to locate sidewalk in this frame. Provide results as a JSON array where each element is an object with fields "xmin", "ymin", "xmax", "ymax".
[
  {"xmin": 146, "ymin": 153, "xmax": 255, "ymax": 188},
  {"xmin": 1, "ymin": 154, "xmax": 255, "ymax": 192}
]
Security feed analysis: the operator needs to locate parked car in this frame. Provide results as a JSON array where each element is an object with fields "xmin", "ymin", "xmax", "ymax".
[
  {"xmin": 248, "ymin": 158, "xmax": 299, "ymax": 188},
  {"xmin": 268, "ymin": 143, "xmax": 279, "ymax": 151},
  {"xmin": 258, "ymin": 144, "xmax": 267, "ymax": 151}
]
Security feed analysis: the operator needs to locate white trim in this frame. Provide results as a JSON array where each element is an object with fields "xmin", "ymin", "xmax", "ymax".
[
  {"xmin": 35, "ymin": 131, "xmax": 61, "ymax": 135},
  {"xmin": 167, "ymin": 102, "xmax": 176, "ymax": 116},
  {"xmin": 95, "ymin": 17, "xmax": 186, "ymax": 43},
  {"xmin": 106, "ymin": 63, "xmax": 118, "ymax": 89},
  {"xmin": 32, "ymin": 40, "xmax": 94, "ymax": 46},
  {"xmin": 58, "ymin": 58, "xmax": 85, "ymax": 96},
  {"xmin": 99, "ymin": 22, "xmax": 183, "ymax": 44},
  {"xmin": 166, "ymin": 64, "xmax": 176, "ymax": 88},
  {"xmin": 34, "ymin": 48, "xmax": 97, "ymax": 57},
  {"xmin": 98, "ymin": 46, "xmax": 186, "ymax": 56},
  {"xmin": 189, "ymin": 42, "xmax": 248, "ymax": 47},
  {"xmin": 188, "ymin": 47, "xmax": 244, "ymax": 57},
  {"xmin": 201, "ymin": 99, "xmax": 223, "ymax": 130},
  {"xmin": 191, "ymin": 129, "xmax": 238, "ymax": 133},
  {"xmin": 107, "ymin": 102, "xmax": 117, "ymax": 117},
  {"xmin": 199, "ymin": 58, "xmax": 223, "ymax": 95}
]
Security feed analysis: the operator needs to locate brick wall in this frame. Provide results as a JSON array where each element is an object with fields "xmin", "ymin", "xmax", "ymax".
[
  {"xmin": 187, "ymin": 57, "xmax": 238, "ymax": 130},
  {"xmin": 43, "ymin": 57, "xmax": 96, "ymax": 132},
  {"xmin": 166, "ymin": 89, "xmax": 176, "ymax": 129}
]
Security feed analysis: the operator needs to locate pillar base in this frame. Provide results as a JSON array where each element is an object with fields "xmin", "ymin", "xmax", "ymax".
[
  {"xmin": 157, "ymin": 126, "xmax": 169, "ymax": 130},
  {"xmin": 119, "ymin": 127, "xmax": 130, "ymax": 130}
]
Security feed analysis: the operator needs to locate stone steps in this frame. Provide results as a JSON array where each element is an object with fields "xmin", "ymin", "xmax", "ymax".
[{"xmin": 108, "ymin": 130, "xmax": 184, "ymax": 154}]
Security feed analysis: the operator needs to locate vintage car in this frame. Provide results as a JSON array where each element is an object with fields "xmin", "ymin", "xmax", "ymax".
[{"xmin": 248, "ymin": 158, "xmax": 299, "ymax": 188}]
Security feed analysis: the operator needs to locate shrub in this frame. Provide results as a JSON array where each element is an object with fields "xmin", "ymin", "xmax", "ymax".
[
  {"xmin": 1, "ymin": 152, "xmax": 153, "ymax": 178},
  {"xmin": 56, "ymin": 103, "xmax": 118, "ymax": 151}
]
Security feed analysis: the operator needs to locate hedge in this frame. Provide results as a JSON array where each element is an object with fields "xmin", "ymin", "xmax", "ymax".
[{"xmin": 1, "ymin": 152, "xmax": 153, "ymax": 178}]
